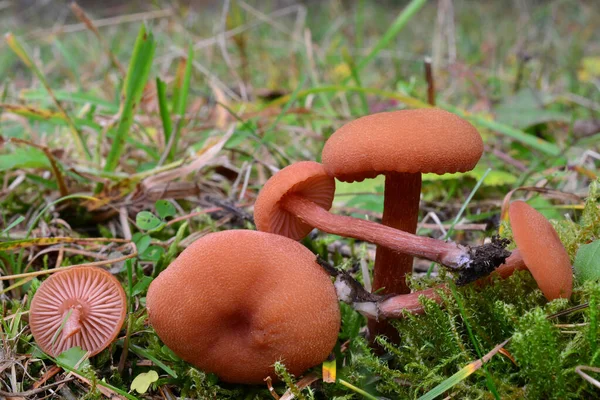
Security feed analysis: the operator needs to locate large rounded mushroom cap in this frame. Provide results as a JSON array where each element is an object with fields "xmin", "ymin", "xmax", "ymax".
[
  {"xmin": 509, "ymin": 201, "xmax": 573, "ymax": 300},
  {"xmin": 322, "ymin": 108, "xmax": 484, "ymax": 182},
  {"xmin": 29, "ymin": 267, "xmax": 127, "ymax": 357},
  {"xmin": 254, "ymin": 161, "xmax": 335, "ymax": 240},
  {"xmin": 146, "ymin": 230, "xmax": 341, "ymax": 384}
]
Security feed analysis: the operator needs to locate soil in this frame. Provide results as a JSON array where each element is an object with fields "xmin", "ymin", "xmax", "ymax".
[{"xmin": 456, "ymin": 236, "xmax": 512, "ymax": 285}]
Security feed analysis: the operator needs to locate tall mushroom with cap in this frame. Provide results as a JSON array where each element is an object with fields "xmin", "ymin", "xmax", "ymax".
[
  {"xmin": 491, "ymin": 201, "xmax": 573, "ymax": 300},
  {"xmin": 321, "ymin": 108, "xmax": 484, "ymax": 296},
  {"xmin": 146, "ymin": 230, "xmax": 340, "ymax": 384},
  {"xmin": 255, "ymin": 161, "xmax": 478, "ymax": 270},
  {"xmin": 29, "ymin": 267, "xmax": 127, "ymax": 357}
]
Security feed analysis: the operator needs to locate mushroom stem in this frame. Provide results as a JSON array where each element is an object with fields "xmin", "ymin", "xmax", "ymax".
[
  {"xmin": 332, "ymin": 273, "xmax": 444, "ymax": 321},
  {"xmin": 281, "ymin": 194, "xmax": 470, "ymax": 269},
  {"xmin": 374, "ymin": 172, "xmax": 421, "ymax": 295},
  {"xmin": 376, "ymin": 287, "xmax": 442, "ymax": 319},
  {"xmin": 62, "ymin": 307, "xmax": 82, "ymax": 339}
]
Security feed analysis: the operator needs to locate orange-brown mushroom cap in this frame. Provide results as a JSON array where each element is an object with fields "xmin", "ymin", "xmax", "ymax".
[
  {"xmin": 254, "ymin": 161, "xmax": 335, "ymax": 240},
  {"xmin": 29, "ymin": 267, "xmax": 127, "ymax": 357},
  {"xmin": 146, "ymin": 230, "xmax": 341, "ymax": 384},
  {"xmin": 321, "ymin": 108, "xmax": 484, "ymax": 182},
  {"xmin": 509, "ymin": 201, "xmax": 573, "ymax": 300}
]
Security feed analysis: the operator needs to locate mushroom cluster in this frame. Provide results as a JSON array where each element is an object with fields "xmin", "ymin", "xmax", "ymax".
[{"xmin": 254, "ymin": 108, "xmax": 574, "ymax": 332}]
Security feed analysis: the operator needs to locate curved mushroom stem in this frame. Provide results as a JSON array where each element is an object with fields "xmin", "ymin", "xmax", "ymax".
[
  {"xmin": 62, "ymin": 307, "xmax": 83, "ymax": 339},
  {"xmin": 282, "ymin": 194, "xmax": 470, "ymax": 269}
]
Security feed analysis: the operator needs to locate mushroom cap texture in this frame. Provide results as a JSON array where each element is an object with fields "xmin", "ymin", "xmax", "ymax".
[
  {"xmin": 321, "ymin": 108, "xmax": 484, "ymax": 182},
  {"xmin": 254, "ymin": 161, "xmax": 335, "ymax": 240},
  {"xmin": 146, "ymin": 230, "xmax": 341, "ymax": 384},
  {"xmin": 29, "ymin": 267, "xmax": 127, "ymax": 357},
  {"xmin": 509, "ymin": 201, "xmax": 573, "ymax": 300}
]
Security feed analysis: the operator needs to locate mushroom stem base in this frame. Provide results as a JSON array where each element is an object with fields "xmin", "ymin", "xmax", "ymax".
[{"xmin": 333, "ymin": 274, "xmax": 444, "ymax": 320}]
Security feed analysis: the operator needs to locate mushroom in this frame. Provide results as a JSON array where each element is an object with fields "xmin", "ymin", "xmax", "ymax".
[
  {"xmin": 146, "ymin": 230, "xmax": 340, "ymax": 384},
  {"xmin": 29, "ymin": 267, "xmax": 127, "ymax": 357},
  {"xmin": 491, "ymin": 200, "xmax": 573, "ymax": 300},
  {"xmin": 321, "ymin": 108, "xmax": 483, "ymax": 296},
  {"xmin": 255, "ymin": 161, "xmax": 494, "ymax": 271}
]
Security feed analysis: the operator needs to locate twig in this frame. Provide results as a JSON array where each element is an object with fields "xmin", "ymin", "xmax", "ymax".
[
  {"xmin": 26, "ymin": 8, "xmax": 174, "ymax": 39},
  {"xmin": 576, "ymin": 365, "xmax": 600, "ymax": 389},
  {"xmin": 0, "ymin": 240, "xmax": 137, "ymax": 281},
  {"xmin": 9, "ymin": 138, "xmax": 69, "ymax": 197},
  {"xmin": 0, "ymin": 377, "xmax": 74, "ymax": 397},
  {"xmin": 70, "ymin": 2, "xmax": 126, "ymax": 76},
  {"xmin": 424, "ymin": 56, "xmax": 436, "ymax": 106}
]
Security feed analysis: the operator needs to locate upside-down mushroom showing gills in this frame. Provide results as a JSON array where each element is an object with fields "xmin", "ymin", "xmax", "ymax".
[{"xmin": 29, "ymin": 267, "xmax": 127, "ymax": 357}]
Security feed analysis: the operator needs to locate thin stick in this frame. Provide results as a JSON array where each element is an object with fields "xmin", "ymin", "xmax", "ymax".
[
  {"xmin": 0, "ymin": 242, "xmax": 137, "ymax": 281},
  {"xmin": 26, "ymin": 8, "xmax": 174, "ymax": 39},
  {"xmin": 0, "ymin": 378, "xmax": 74, "ymax": 397},
  {"xmin": 70, "ymin": 2, "xmax": 126, "ymax": 76},
  {"xmin": 424, "ymin": 56, "xmax": 436, "ymax": 106}
]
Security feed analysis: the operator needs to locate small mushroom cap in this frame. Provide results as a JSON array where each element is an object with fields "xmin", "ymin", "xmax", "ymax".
[
  {"xmin": 254, "ymin": 161, "xmax": 335, "ymax": 240},
  {"xmin": 146, "ymin": 230, "xmax": 341, "ymax": 384},
  {"xmin": 29, "ymin": 267, "xmax": 127, "ymax": 357},
  {"xmin": 509, "ymin": 201, "xmax": 573, "ymax": 300},
  {"xmin": 322, "ymin": 109, "xmax": 483, "ymax": 182}
]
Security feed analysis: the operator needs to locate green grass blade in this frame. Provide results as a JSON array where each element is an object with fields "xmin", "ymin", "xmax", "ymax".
[
  {"xmin": 103, "ymin": 24, "xmax": 156, "ymax": 172},
  {"xmin": 338, "ymin": 379, "xmax": 380, "ymax": 400},
  {"xmin": 53, "ymin": 39, "xmax": 82, "ymax": 89},
  {"xmin": 53, "ymin": 357, "xmax": 139, "ymax": 400},
  {"xmin": 127, "ymin": 343, "xmax": 178, "ymax": 378},
  {"xmin": 417, "ymin": 339, "xmax": 509, "ymax": 400},
  {"xmin": 352, "ymin": 0, "xmax": 428, "ymax": 74},
  {"xmin": 427, "ymin": 167, "xmax": 491, "ymax": 276},
  {"xmin": 5, "ymin": 33, "xmax": 91, "ymax": 159},
  {"xmin": 443, "ymin": 103, "xmax": 561, "ymax": 156},
  {"xmin": 355, "ymin": 0, "xmax": 366, "ymax": 48},
  {"xmin": 342, "ymin": 48, "xmax": 369, "ymax": 115},
  {"xmin": 20, "ymin": 89, "xmax": 118, "ymax": 112},
  {"xmin": 156, "ymin": 77, "xmax": 173, "ymax": 150},
  {"xmin": 266, "ymin": 86, "xmax": 561, "ymax": 156},
  {"xmin": 267, "ymin": 74, "xmax": 308, "ymax": 133},
  {"xmin": 170, "ymin": 44, "xmax": 193, "ymax": 161}
]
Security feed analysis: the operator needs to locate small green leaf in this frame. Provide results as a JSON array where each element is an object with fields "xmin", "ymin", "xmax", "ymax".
[
  {"xmin": 134, "ymin": 234, "xmax": 152, "ymax": 255},
  {"xmin": 130, "ymin": 370, "xmax": 159, "ymax": 394},
  {"xmin": 132, "ymin": 275, "xmax": 153, "ymax": 296},
  {"xmin": 0, "ymin": 147, "xmax": 51, "ymax": 171},
  {"xmin": 155, "ymin": 200, "xmax": 176, "ymax": 219},
  {"xmin": 141, "ymin": 245, "xmax": 165, "ymax": 262},
  {"xmin": 136, "ymin": 211, "xmax": 163, "ymax": 231},
  {"xmin": 56, "ymin": 347, "xmax": 90, "ymax": 369},
  {"xmin": 574, "ymin": 240, "xmax": 600, "ymax": 283}
]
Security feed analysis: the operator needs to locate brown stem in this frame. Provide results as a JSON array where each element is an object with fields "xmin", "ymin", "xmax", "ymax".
[
  {"xmin": 62, "ymin": 307, "xmax": 82, "ymax": 339},
  {"xmin": 377, "ymin": 287, "xmax": 443, "ymax": 319},
  {"xmin": 374, "ymin": 173, "xmax": 422, "ymax": 295},
  {"xmin": 281, "ymin": 194, "xmax": 469, "ymax": 269}
]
